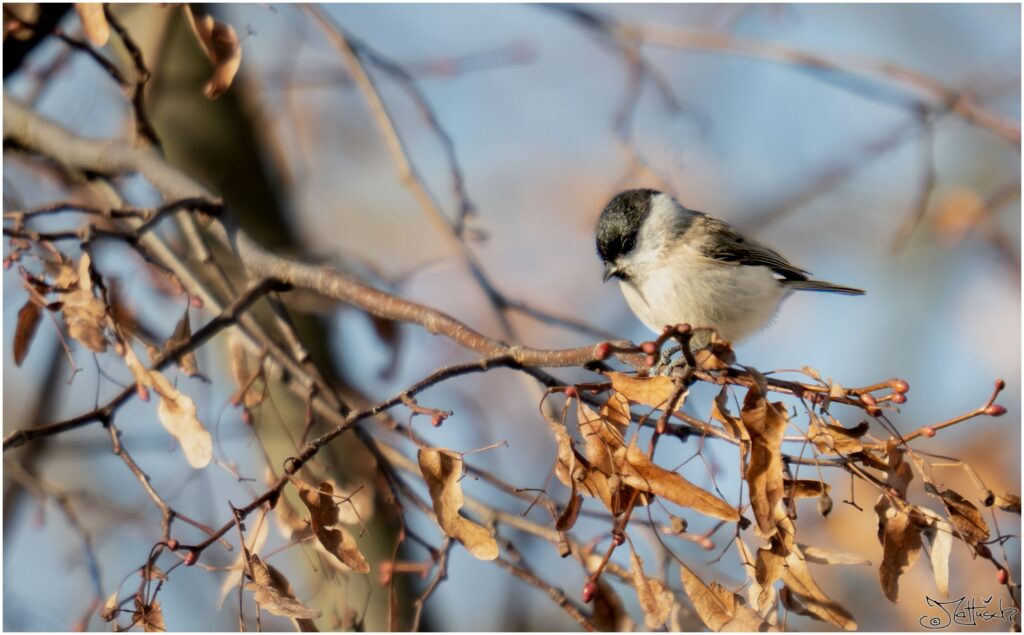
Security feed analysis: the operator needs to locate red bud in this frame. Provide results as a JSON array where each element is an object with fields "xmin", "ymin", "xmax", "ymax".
[
  {"xmin": 997, "ymin": 568, "xmax": 1009, "ymax": 585},
  {"xmin": 136, "ymin": 384, "xmax": 150, "ymax": 402},
  {"xmin": 699, "ymin": 537, "xmax": 715, "ymax": 551},
  {"xmin": 995, "ymin": 378, "xmax": 1006, "ymax": 391},
  {"xmin": 890, "ymin": 379, "xmax": 910, "ymax": 394},
  {"xmin": 641, "ymin": 341, "xmax": 657, "ymax": 355},
  {"xmin": 860, "ymin": 393, "xmax": 877, "ymax": 407},
  {"xmin": 595, "ymin": 342, "xmax": 611, "ymax": 361},
  {"xmin": 431, "ymin": 414, "xmax": 444, "ymax": 427},
  {"xmin": 891, "ymin": 393, "xmax": 907, "ymax": 404},
  {"xmin": 241, "ymin": 409, "xmax": 253, "ymax": 426},
  {"xmin": 675, "ymin": 323, "xmax": 691, "ymax": 334},
  {"xmin": 921, "ymin": 426, "xmax": 936, "ymax": 438},
  {"xmin": 985, "ymin": 404, "xmax": 1007, "ymax": 417},
  {"xmin": 645, "ymin": 355, "xmax": 657, "ymax": 367},
  {"xmin": 582, "ymin": 581, "xmax": 597, "ymax": 604},
  {"xmin": 564, "ymin": 386, "xmax": 578, "ymax": 399},
  {"xmin": 189, "ymin": 295, "xmax": 204, "ymax": 309},
  {"xmin": 165, "ymin": 538, "xmax": 180, "ymax": 551},
  {"xmin": 183, "ymin": 550, "xmax": 198, "ymax": 566},
  {"xmin": 611, "ymin": 530, "xmax": 624, "ymax": 546}
]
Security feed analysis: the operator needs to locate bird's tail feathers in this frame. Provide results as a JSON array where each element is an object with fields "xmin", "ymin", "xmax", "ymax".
[{"xmin": 783, "ymin": 279, "xmax": 865, "ymax": 295}]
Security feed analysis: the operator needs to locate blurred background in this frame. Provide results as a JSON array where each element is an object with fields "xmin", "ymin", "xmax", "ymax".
[{"xmin": 3, "ymin": 3, "xmax": 1020, "ymax": 631}]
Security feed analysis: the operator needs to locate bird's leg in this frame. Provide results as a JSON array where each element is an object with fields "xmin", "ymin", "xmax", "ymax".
[{"xmin": 653, "ymin": 344, "xmax": 682, "ymax": 375}]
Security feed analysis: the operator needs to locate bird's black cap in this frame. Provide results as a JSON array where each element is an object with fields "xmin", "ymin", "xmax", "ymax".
[{"xmin": 595, "ymin": 188, "xmax": 659, "ymax": 265}]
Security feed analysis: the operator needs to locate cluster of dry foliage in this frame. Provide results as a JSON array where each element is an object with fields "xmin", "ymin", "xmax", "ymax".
[{"xmin": 3, "ymin": 3, "xmax": 1020, "ymax": 632}]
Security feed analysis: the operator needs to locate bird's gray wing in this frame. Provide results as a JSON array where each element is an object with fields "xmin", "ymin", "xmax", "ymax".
[{"xmin": 697, "ymin": 215, "xmax": 810, "ymax": 281}]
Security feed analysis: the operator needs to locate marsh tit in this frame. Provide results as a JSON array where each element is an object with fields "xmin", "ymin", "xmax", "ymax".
[{"xmin": 596, "ymin": 189, "xmax": 864, "ymax": 344}]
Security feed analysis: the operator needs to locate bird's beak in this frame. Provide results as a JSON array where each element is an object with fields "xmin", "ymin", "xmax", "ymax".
[{"xmin": 602, "ymin": 263, "xmax": 618, "ymax": 283}]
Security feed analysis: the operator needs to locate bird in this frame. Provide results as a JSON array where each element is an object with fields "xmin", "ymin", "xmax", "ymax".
[{"xmin": 596, "ymin": 189, "xmax": 864, "ymax": 345}]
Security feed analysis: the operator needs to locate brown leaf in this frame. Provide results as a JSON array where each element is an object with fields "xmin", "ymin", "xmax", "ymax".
[
  {"xmin": 630, "ymin": 548, "xmax": 675, "ymax": 629},
  {"xmin": 784, "ymin": 479, "xmax": 830, "ymax": 500},
  {"xmin": 555, "ymin": 491, "xmax": 582, "ymax": 532},
  {"xmin": 735, "ymin": 538, "xmax": 777, "ymax": 621},
  {"xmin": 247, "ymin": 554, "xmax": 322, "ymax": 621},
  {"xmin": 807, "ymin": 413, "xmax": 865, "ymax": 456},
  {"xmin": 741, "ymin": 389, "xmax": 788, "ymax": 537},
  {"xmin": 13, "ymin": 301, "xmax": 41, "ymax": 366},
  {"xmin": 995, "ymin": 492, "xmax": 1021, "ymax": 514},
  {"xmin": 578, "ymin": 401, "xmax": 625, "ymax": 477},
  {"xmin": 101, "ymin": 591, "xmax": 120, "ymax": 622},
  {"xmin": 608, "ymin": 372, "xmax": 683, "ymax": 410},
  {"xmin": 552, "ymin": 427, "xmax": 629, "ymax": 516},
  {"xmin": 418, "ymin": 448, "xmax": 499, "ymax": 560},
  {"xmin": 694, "ymin": 339, "xmax": 735, "ymax": 370},
  {"xmin": 165, "ymin": 309, "xmax": 199, "ymax": 376},
  {"xmin": 132, "ymin": 598, "xmax": 166, "ymax": 632},
  {"xmin": 600, "ymin": 390, "xmax": 632, "ymax": 432},
  {"xmin": 62, "ymin": 288, "xmax": 108, "ymax": 353},
  {"xmin": 186, "ymin": 8, "xmax": 241, "ymax": 99},
  {"xmin": 616, "ymin": 441, "xmax": 739, "ymax": 522},
  {"xmin": 874, "ymin": 449, "xmax": 921, "ymax": 602},
  {"xmin": 228, "ymin": 334, "xmax": 265, "ymax": 408},
  {"xmin": 294, "ymin": 480, "xmax": 370, "ymax": 573},
  {"xmin": 74, "ymin": 3, "xmax": 109, "ymax": 46},
  {"xmin": 918, "ymin": 507, "xmax": 952, "ymax": 597},
  {"xmin": 122, "ymin": 344, "xmax": 212, "ymax": 468},
  {"xmin": 935, "ymin": 488, "xmax": 990, "ymax": 545},
  {"xmin": 219, "ymin": 511, "xmax": 270, "ymax": 608},
  {"xmin": 711, "ymin": 387, "xmax": 747, "ymax": 443},
  {"xmin": 678, "ymin": 563, "xmax": 771, "ymax": 631},
  {"xmin": 798, "ymin": 544, "xmax": 871, "ymax": 567},
  {"xmin": 591, "ymin": 579, "xmax": 636, "ymax": 631},
  {"xmin": 780, "ymin": 546, "xmax": 857, "ymax": 630}
]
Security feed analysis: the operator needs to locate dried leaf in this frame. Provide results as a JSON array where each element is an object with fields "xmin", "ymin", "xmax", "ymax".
[
  {"xmin": 780, "ymin": 546, "xmax": 857, "ymax": 630},
  {"xmin": 608, "ymin": 372, "xmax": 682, "ymax": 410},
  {"xmin": 807, "ymin": 414, "xmax": 866, "ymax": 456},
  {"xmin": 678, "ymin": 563, "xmax": 771, "ymax": 631},
  {"xmin": 874, "ymin": 449, "xmax": 921, "ymax": 602},
  {"xmin": 741, "ymin": 389, "xmax": 788, "ymax": 537},
  {"xmin": 578, "ymin": 401, "xmax": 625, "ymax": 476},
  {"xmin": 122, "ymin": 344, "xmax": 212, "ymax": 468},
  {"xmin": 711, "ymin": 387, "xmax": 747, "ymax": 443},
  {"xmin": 630, "ymin": 549, "xmax": 674, "ymax": 629},
  {"xmin": 784, "ymin": 479, "xmax": 830, "ymax": 500},
  {"xmin": 591, "ymin": 579, "xmax": 635, "ymax": 631},
  {"xmin": 936, "ymin": 488, "xmax": 989, "ymax": 545},
  {"xmin": 101, "ymin": 591, "xmax": 119, "ymax": 622},
  {"xmin": 694, "ymin": 339, "xmax": 735, "ymax": 370},
  {"xmin": 13, "ymin": 301, "xmax": 41, "ymax": 366},
  {"xmin": 798, "ymin": 544, "xmax": 871, "ymax": 567},
  {"xmin": 228, "ymin": 334, "xmax": 265, "ymax": 408},
  {"xmin": 735, "ymin": 538, "xmax": 777, "ymax": 621},
  {"xmin": 919, "ymin": 508, "xmax": 952, "ymax": 597},
  {"xmin": 246, "ymin": 554, "xmax": 322, "ymax": 621},
  {"xmin": 219, "ymin": 511, "xmax": 270, "ymax": 609},
  {"xmin": 418, "ymin": 448, "xmax": 499, "ymax": 560},
  {"xmin": 995, "ymin": 493, "xmax": 1019, "ymax": 514},
  {"xmin": 74, "ymin": 3, "xmax": 109, "ymax": 46},
  {"xmin": 294, "ymin": 480, "xmax": 370, "ymax": 573},
  {"xmin": 166, "ymin": 309, "xmax": 199, "ymax": 376},
  {"xmin": 555, "ymin": 491, "xmax": 582, "ymax": 532},
  {"xmin": 995, "ymin": 493, "xmax": 1021, "ymax": 514},
  {"xmin": 552, "ymin": 427, "xmax": 629, "ymax": 516},
  {"xmin": 132, "ymin": 598, "xmax": 166, "ymax": 632},
  {"xmin": 187, "ymin": 9, "xmax": 242, "ymax": 99},
  {"xmin": 600, "ymin": 390, "xmax": 632, "ymax": 432},
  {"xmin": 616, "ymin": 441, "xmax": 739, "ymax": 522}
]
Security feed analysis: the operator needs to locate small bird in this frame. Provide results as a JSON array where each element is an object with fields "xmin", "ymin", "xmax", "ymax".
[{"xmin": 596, "ymin": 189, "xmax": 864, "ymax": 344}]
